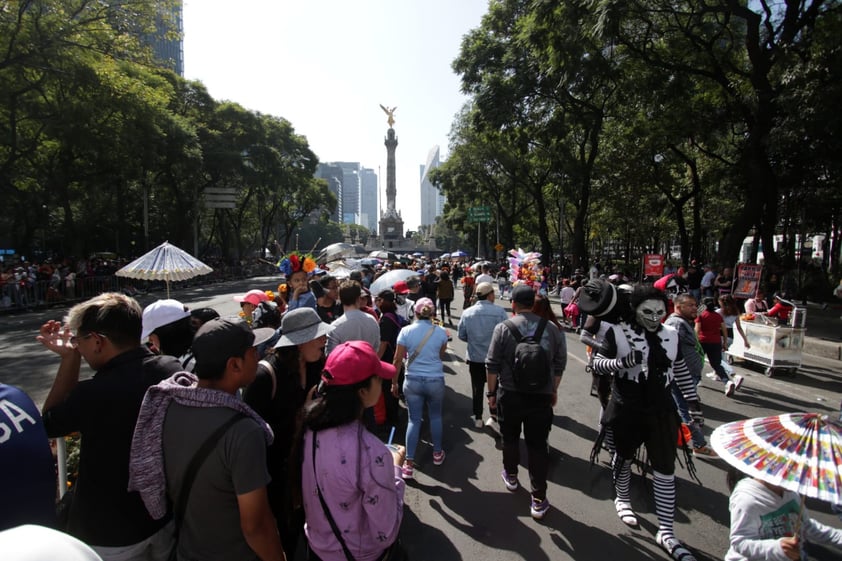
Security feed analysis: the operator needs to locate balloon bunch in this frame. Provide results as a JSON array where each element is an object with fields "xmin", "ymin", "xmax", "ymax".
[{"xmin": 507, "ymin": 248, "xmax": 543, "ymax": 287}]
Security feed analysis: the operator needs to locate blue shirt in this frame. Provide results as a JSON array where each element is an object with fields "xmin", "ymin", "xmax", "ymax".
[
  {"xmin": 458, "ymin": 300, "xmax": 509, "ymax": 362},
  {"xmin": 397, "ymin": 319, "xmax": 448, "ymax": 378},
  {"xmin": 288, "ymin": 291, "xmax": 316, "ymax": 311}
]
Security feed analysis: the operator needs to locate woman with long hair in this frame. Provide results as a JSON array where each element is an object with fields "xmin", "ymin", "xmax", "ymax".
[
  {"xmin": 300, "ymin": 341, "xmax": 406, "ymax": 561},
  {"xmin": 242, "ymin": 308, "xmax": 332, "ymax": 558},
  {"xmin": 532, "ymin": 291, "xmax": 562, "ymax": 330},
  {"xmin": 391, "ymin": 297, "xmax": 449, "ymax": 479}
]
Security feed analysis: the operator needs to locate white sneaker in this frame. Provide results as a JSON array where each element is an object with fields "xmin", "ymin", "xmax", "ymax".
[
  {"xmin": 724, "ymin": 381, "xmax": 736, "ymax": 397},
  {"xmin": 474, "ymin": 418, "xmax": 484, "ymax": 429},
  {"xmin": 733, "ymin": 375, "xmax": 744, "ymax": 391}
]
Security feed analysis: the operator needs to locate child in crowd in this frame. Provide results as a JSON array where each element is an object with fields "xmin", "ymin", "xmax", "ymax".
[
  {"xmin": 725, "ymin": 469, "xmax": 842, "ymax": 560},
  {"xmin": 278, "ymin": 252, "xmax": 317, "ymax": 311}
]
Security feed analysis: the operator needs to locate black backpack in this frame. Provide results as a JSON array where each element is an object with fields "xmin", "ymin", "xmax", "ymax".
[{"xmin": 504, "ymin": 318, "xmax": 551, "ymax": 392}]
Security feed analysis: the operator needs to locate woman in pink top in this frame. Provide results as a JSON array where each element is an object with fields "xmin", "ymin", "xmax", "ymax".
[
  {"xmin": 696, "ymin": 298, "xmax": 744, "ymax": 397},
  {"xmin": 299, "ymin": 342, "xmax": 406, "ymax": 561}
]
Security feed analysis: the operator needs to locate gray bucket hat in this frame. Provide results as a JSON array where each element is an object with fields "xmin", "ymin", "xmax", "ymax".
[{"xmin": 275, "ymin": 308, "xmax": 332, "ymax": 348}]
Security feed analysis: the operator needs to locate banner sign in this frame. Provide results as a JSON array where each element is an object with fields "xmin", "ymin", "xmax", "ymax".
[
  {"xmin": 643, "ymin": 254, "xmax": 665, "ymax": 277},
  {"xmin": 733, "ymin": 263, "xmax": 762, "ymax": 298}
]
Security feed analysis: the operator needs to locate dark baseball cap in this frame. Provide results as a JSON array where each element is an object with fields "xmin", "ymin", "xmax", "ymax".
[
  {"xmin": 192, "ymin": 319, "xmax": 275, "ymax": 380},
  {"xmin": 511, "ymin": 285, "xmax": 536, "ymax": 307}
]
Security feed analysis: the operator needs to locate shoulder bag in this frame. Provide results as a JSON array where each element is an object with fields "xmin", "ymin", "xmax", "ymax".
[{"xmin": 168, "ymin": 413, "xmax": 245, "ymax": 561}]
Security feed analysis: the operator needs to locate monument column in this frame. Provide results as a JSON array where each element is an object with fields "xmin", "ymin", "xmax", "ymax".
[
  {"xmin": 378, "ymin": 105, "xmax": 404, "ymax": 243},
  {"xmin": 385, "ymin": 128, "xmax": 398, "ymax": 212}
]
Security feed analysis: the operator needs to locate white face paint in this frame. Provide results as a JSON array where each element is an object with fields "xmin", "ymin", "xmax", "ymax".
[{"xmin": 636, "ymin": 298, "xmax": 666, "ymax": 332}]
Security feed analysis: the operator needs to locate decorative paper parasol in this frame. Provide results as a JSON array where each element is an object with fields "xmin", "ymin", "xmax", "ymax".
[
  {"xmin": 116, "ymin": 241, "xmax": 213, "ymax": 298},
  {"xmin": 710, "ymin": 412, "xmax": 842, "ymax": 505},
  {"xmin": 369, "ymin": 269, "xmax": 420, "ymax": 297}
]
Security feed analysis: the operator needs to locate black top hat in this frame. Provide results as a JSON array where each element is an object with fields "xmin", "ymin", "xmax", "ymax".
[{"xmin": 576, "ymin": 279, "xmax": 618, "ymax": 318}]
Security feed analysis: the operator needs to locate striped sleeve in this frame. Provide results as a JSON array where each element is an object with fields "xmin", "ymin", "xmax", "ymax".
[{"xmin": 671, "ymin": 355, "xmax": 698, "ymax": 402}]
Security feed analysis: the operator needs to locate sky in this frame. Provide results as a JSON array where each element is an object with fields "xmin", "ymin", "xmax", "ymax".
[{"xmin": 182, "ymin": 0, "xmax": 489, "ymax": 232}]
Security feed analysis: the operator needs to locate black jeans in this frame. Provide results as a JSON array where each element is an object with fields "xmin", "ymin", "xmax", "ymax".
[
  {"xmin": 497, "ymin": 391, "xmax": 554, "ymax": 500},
  {"xmin": 467, "ymin": 361, "xmax": 487, "ymax": 419},
  {"xmin": 439, "ymin": 299, "xmax": 452, "ymax": 321}
]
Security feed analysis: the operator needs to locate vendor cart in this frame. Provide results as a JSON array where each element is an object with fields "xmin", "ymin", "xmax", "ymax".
[{"xmin": 725, "ymin": 307, "xmax": 806, "ymax": 377}]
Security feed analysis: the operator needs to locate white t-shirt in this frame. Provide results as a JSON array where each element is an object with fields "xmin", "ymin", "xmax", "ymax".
[{"xmin": 475, "ymin": 274, "xmax": 495, "ymax": 285}]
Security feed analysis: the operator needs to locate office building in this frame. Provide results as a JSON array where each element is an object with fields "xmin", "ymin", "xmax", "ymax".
[
  {"xmin": 359, "ymin": 167, "xmax": 379, "ymax": 234},
  {"xmin": 146, "ymin": 2, "xmax": 184, "ymax": 76},
  {"xmin": 419, "ymin": 145, "xmax": 444, "ymax": 226},
  {"xmin": 334, "ymin": 162, "xmax": 361, "ymax": 225},
  {"xmin": 315, "ymin": 163, "xmax": 344, "ymax": 223}
]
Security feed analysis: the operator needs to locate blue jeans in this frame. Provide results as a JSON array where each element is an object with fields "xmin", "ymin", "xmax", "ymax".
[{"xmin": 403, "ymin": 376, "xmax": 445, "ymax": 460}]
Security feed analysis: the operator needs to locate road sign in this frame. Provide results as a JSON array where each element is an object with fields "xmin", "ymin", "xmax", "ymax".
[
  {"xmin": 495, "ymin": 242, "xmax": 504, "ymax": 252},
  {"xmin": 467, "ymin": 206, "xmax": 491, "ymax": 223}
]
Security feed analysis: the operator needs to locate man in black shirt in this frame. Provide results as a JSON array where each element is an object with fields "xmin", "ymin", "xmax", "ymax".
[{"xmin": 38, "ymin": 292, "xmax": 181, "ymax": 561}]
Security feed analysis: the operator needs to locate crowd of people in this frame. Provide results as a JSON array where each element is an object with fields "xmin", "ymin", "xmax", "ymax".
[
  {"xmin": 2, "ymin": 250, "xmax": 841, "ymax": 561},
  {"xmin": 0, "ymin": 256, "xmax": 268, "ymax": 312}
]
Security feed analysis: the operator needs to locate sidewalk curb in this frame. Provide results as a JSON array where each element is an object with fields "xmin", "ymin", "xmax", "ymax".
[{"xmin": 803, "ymin": 338, "xmax": 842, "ymax": 362}]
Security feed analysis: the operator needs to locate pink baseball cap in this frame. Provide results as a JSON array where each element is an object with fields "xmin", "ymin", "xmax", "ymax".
[
  {"xmin": 234, "ymin": 289, "xmax": 269, "ymax": 306},
  {"xmin": 322, "ymin": 341, "xmax": 396, "ymax": 386}
]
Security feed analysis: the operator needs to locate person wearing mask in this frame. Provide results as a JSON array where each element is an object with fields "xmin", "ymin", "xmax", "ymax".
[
  {"xmin": 315, "ymin": 276, "xmax": 343, "ymax": 324},
  {"xmin": 299, "ymin": 342, "xmax": 406, "ymax": 561},
  {"xmin": 391, "ymin": 298, "xmax": 449, "ymax": 479}
]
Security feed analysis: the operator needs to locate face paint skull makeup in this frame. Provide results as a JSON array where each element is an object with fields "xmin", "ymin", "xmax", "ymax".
[{"xmin": 635, "ymin": 298, "xmax": 666, "ymax": 331}]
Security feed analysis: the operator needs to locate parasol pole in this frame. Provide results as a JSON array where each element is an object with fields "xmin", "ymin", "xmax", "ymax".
[
  {"xmin": 308, "ymin": 237, "xmax": 322, "ymax": 254},
  {"xmin": 166, "ymin": 271, "xmax": 171, "ymax": 298},
  {"xmin": 793, "ymin": 494, "xmax": 806, "ymax": 544}
]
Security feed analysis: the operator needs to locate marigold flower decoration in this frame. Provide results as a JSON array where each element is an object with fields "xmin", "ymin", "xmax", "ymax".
[
  {"xmin": 264, "ymin": 290, "xmax": 275, "ymax": 301},
  {"xmin": 278, "ymin": 251, "xmax": 317, "ymax": 276},
  {"xmin": 507, "ymin": 248, "xmax": 543, "ymax": 288}
]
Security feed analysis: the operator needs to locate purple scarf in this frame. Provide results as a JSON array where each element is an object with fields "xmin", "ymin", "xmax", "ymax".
[{"xmin": 128, "ymin": 372, "xmax": 274, "ymax": 519}]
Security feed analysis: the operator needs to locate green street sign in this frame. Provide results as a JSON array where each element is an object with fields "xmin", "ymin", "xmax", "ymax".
[{"xmin": 467, "ymin": 205, "xmax": 492, "ymax": 223}]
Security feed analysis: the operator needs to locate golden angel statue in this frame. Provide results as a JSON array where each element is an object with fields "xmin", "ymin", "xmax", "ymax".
[{"xmin": 379, "ymin": 104, "xmax": 397, "ymax": 128}]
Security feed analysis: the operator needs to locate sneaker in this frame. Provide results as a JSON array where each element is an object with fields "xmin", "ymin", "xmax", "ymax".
[
  {"xmin": 433, "ymin": 450, "xmax": 446, "ymax": 466},
  {"xmin": 724, "ymin": 381, "xmax": 736, "ymax": 397},
  {"xmin": 530, "ymin": 496, "xmax": 550, "ymax": 520},
  {"xmin": 401, "ymin": 463, "xmax": 414, "ymax": 480},
  {"xmin": 501, "ymin": 470, "xmax": 519, "ymax": 492},
  {"xmin": 474, "ymin": 418, "xmax": 484, "ymax": 429},
  {"xmin": 693, "ymin": 445, "xmax": 719, "ymax": 458},
  {"xmin": 485, "ymin": 417, "xmax": 500, "ymax": 433},
  {"xmin": 733, "ymin": 375, "xmax": 744, "ymax": 391}
]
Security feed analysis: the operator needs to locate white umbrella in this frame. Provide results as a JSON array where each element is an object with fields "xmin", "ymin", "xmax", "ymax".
[
  {"xmin": 369, "ymin": 269, "xmax": 420, "ymax": 297},
  {"xmin": 115, "ymin": 241, "xmax": 213, "ymax": 298},
  {"xmin": 317, "ymin": 243, "xmax": 356, "ymax": 264}
]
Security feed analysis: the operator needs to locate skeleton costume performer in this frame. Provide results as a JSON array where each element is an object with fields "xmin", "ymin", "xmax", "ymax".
[{"xmin": 590, "ymin": 285, "xmax": 699, "ymax": 561}]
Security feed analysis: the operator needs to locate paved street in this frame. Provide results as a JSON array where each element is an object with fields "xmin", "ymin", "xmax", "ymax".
[{"xmin": 2, "ymin": 277, "xmax": 841, "ymax": 560}]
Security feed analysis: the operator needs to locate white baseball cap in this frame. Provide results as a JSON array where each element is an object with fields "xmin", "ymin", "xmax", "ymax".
[{"xmin": 141, "ymin": 299, "xmax": 191, "ymax": 340}]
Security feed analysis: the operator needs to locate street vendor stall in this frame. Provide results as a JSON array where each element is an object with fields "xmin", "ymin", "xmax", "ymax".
[{"xmin": 725, "ymin": 306, "xmax": 806, "ymax": 377}]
